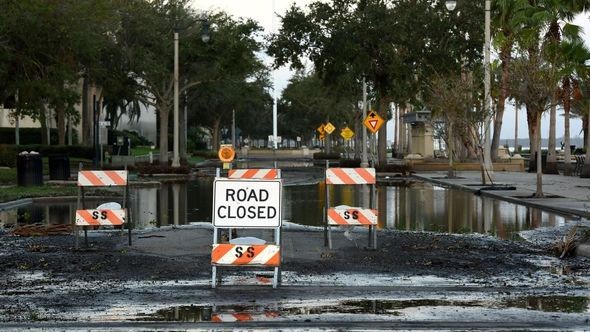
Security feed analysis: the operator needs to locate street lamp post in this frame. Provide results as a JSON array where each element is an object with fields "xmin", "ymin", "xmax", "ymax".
[
  {"xmin": 172, "ymin": 21, "xmax": 210, "ymax": 167},
  {"xmin": 446, "ymin": 0, "xmax": 494, "ymax": 184}
]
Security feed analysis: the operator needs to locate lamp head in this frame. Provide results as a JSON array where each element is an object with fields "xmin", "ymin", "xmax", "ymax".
[{"xmin": 445, "ymin": 0, "xmax": 457, "ymax": 11}]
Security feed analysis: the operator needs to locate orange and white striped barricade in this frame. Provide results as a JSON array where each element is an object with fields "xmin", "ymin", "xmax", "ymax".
[
  {"xmin": 324, "ymin": 164, "xmax": 378, "ymax": 249},
  {"xmin": 75, "ymin": 170, "xmax": 129, "ymax": 249},
  {"xmin": 212, "ymin": 168, "xmax": 282, "ymax": 288},
  {"xmin": 228, "ymin": 168, "xmax": 280, "ymax": 180}
]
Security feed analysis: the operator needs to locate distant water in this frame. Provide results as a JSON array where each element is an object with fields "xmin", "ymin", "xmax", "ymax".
[{"xmin": 500, "ymin": 137, "xmax": 584, "ymax": 151}]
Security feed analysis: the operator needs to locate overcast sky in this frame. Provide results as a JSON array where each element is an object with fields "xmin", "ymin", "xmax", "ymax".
[{"xmin": 191, "ymin": 1, "xmax": 590, "ymax": 142}]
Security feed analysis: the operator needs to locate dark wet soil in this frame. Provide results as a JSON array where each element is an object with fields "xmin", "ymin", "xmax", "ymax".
[{"xmin": 1, "ymin": 228, "xmax": 588, "ymax": 283}]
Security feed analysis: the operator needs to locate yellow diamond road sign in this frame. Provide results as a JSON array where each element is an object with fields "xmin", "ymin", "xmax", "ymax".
[
  {"xmin": 363, "ymin": 110, "xmax": 384, "ymax": 134},
  {"xmin": 340, "ymin": 127, "xmax": 354, "ymax": 140},
  {"xmin": 324, "ymin": 122, "xmax": 335, "ymax": 134},
  {"xmin": 317, "ymin": 124, "xmax": 325, "ymax": 135}
]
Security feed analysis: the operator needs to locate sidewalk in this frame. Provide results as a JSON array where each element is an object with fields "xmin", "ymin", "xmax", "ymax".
[{"xmin": 413, "ymin": 171, "xmax": 590, "ymax": 219}]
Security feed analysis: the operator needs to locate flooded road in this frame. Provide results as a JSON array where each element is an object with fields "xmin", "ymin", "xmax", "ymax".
[{"xmin": 1, "ymin": 173, "xmax": 583, "ymax": 240}]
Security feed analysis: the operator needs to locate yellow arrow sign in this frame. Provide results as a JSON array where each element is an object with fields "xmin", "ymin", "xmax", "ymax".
[
  {"xmin": 324, "ymin": 122, "xmax": 335, "ymax": 134},
  {"xmin": 363, "ymin": 110, "xmax": 384, "ymax": 134},
  {"xmin": 340, "ymin": 126, "xmax": 355, "ymax": 140}
]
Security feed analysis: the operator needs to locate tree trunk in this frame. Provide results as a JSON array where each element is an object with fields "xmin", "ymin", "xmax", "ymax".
[
  {"xmin": 40, "ymin": 104, "xmax": 49, "ymax": 145},
  {"xmin": 56, "ymin": 103, "xmax": 66, "ymax": 145},
  {"xmin": 399, "ymin": 105, "xmax": 406, "ymax": 156},
  {"xmin": 526, "ymin": 106, "xmax": 540, "ymax": 172},
  {"xmin": 377, "ymin": 95, "xmax": 388, "ymax": 167},
  {"xmin": 582, "ymin": 103, "xmax": 590, "ymax": 177},
  {"xmin": 447, "ymin": 121, "xmax": 455, "ymax": 178},
  {"xmin": 82, "ymin": 78, "xmax": 91, "ymax": 146},
  {"xmin": 180, "ymin": 94, "xmax": 188, "ymax": 164},
  {"xmin": 563, "ymin": 78, "xmax": 572, "ymax": 176},
  {"xmin": 491, "ymin": 44, "xmax": 511, "ymax": 161},
  {"xmin": 158, "ymin": 103, "xmax": 171, "ymax": 165},
  {"xmin": 211, "ymin": 117, "xmax": 221, "ymax": 152},
  {"xmin": 535, "ymin": 116, "xmax": 544, "ymax": 197},
  {"xmin": 544, "ymin": 95, "xmax": 558, "ymax": 174}
]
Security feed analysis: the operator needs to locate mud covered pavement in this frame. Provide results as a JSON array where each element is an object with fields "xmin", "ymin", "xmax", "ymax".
[{"xmin": 0, "ymin": 224, "xmax": 589, "ymax": 330}]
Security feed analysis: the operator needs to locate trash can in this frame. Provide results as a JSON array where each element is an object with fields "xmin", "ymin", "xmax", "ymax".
[
  {"xmin": 17, "ymin": 152, "xmax": 43, "ymax": 186},
  {"xmin": 48, "ymin": 154, "xmax": 70, "ymax": 180}
]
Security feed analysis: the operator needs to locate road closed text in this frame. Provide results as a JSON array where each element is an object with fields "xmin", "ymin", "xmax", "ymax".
[{"xmin": 213, "ymin": 179, "xmax": 282, "ymax": 228}]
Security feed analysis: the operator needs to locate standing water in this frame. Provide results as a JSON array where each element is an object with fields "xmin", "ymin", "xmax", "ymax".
[{"xmin": 0, "ymin": 176, "xmax": 581, "ymax": 239}]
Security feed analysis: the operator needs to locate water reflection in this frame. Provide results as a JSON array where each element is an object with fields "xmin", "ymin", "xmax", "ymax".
[
  {"xmin": 139, "ymin": 295, "xmax": 589, "ymax": 322},
  {"xmin": 0, "ymin": 177, "xmax": 583, "ymax": 239}
]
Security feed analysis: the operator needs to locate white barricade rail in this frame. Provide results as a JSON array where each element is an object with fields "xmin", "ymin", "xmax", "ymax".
[
  {"xmin": 211, "ymin": 244, "xmax": 280, "ymax": 266},
  {"xmin": 324, "ymin": 166, "xmax": 378, "ymax": 249},
  {"xmin": 228, "ymin": 168, "xmax": 279, "ymax": 179},
  {"xmin": 78, "ymin": 170, "xmax": 127, "ymax": 186},
  {"xmin": 75, "ymin": 170, "xmax": 130, "ymax": 249},
  {"xmin": 326, "ymin": 167, "xmax": 376, "ymax": 185},
  {"xmin": 211, "ymin": 168, "xmax": 283, "ymax": 288},
  {"xmin": 75, "ymin": 209, "xmax": 126, "ymax": 226},
  {"xmin": 327, "ymin": 207, "xmax": 378, "ymax": 226}
]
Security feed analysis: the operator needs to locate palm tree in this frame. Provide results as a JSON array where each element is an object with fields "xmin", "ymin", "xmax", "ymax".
[
  {"xmin": 535, "ymin": 0, "xmax": 589, "ymax": 174},
  {"xmin": 571, "ymin": 70, "xmax": 590, "ymax": 177},
  {"xmin": 555, "ymin": 41, "xmax": 590, "ymax": 175},
  {"xmin": 491, "ymin": 0, "xmax": 519, "ymax": 161}
]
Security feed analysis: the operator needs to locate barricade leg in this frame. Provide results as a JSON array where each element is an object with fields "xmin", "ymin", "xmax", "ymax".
[
  {"xmin": 328, "ymin": 225, "xmax": 333, "ymax": 249},
  {"xmin": 75, "ymin": 226, "xmax": 79, "ymax": 250},
  {"xmin": 373, "ymin": 226, "xmax": 378, "ymax": 250},
  {"xmin": 368, "ymin": 225, "xmax": 373, "ymax": 248},
  {"xmin": 273, "ymin": 267, "xmax": 279, "ymax": 289},
  {"xmin": 212, "ymin": 266, "xmax": 217, "ymax": 288}
]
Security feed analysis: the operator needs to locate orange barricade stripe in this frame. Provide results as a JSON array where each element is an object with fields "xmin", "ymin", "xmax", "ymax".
[
  {"xmin": 355, "ymin": 168, "xmax": 376, "ymax": 184},
  {"xmin": 77, "ymin": 210, "xmax": 101, "ymax": 226},
  {"xmin": 233, "ymin": 246, "xmax": 260, "ymax": 265},
  {"xmin": 328, "ymin": 168, "xmax": 355, "ymax": 184},
  {"xmin": 328, "ymin": 209, "xmax": 349, "ymax": 225},
  {"xmin": 105, "ymin": 210, "xmax": 124, "ymax": 225},
  {"xmin": 104, "ymin": 171, "xmax": 127, "ymax": 186},
  {"xmin": 265, "ymin": 251, "xmax": 281, "ymax": 266},
  {"xmin": 265, "ymin": 169, "xmax": 278, "ymax": 179},
  {"xmin": 211, "ymin": 244, "xmax": 235, "ymax": 263},
  {"xmin": 80, "ymin": 171, "xmax": 104, "ymax": 186},
  {"xmin": 243, "ymin": 169, "xmax": 260, "ymax": 178}
]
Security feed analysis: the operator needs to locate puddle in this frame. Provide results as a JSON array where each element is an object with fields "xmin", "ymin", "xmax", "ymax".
[
  {"xmin": 138, "ymin": 305, "xmax": 281, "ymax": 322},
  {"xmin": 502, "ymin": 296, "xmax": 589, "ymax": 313},
  {"xmin": 138, "ymin": 295, "xmax": 589, "ymax": 322}
]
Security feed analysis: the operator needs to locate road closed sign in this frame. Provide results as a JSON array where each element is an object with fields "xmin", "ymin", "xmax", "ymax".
[{"xmin": 213, "ymin": 179, "xmax": 282, "ymax": 228}]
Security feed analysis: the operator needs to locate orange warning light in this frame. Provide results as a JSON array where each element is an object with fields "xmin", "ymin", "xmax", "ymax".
[{"xmin": 218, "ymin": 145, "xmax": 235, "ymax": 162}]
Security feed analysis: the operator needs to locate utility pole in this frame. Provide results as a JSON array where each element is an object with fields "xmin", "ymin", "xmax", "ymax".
[{"xmin": 361, "ymin": 77, "xmax": 368, "ymax": 167}]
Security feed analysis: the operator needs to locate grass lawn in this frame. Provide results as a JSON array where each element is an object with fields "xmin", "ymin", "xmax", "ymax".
[
  {"xmin": 131, "ymin": 146, "xmax": 157, "ymax": 156},
  {"xmin": 0, "ymin": 184, "xmax": 79, "ymax": 203}
]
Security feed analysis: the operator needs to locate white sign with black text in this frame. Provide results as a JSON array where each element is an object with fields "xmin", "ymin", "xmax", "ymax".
[{"xmin": 213, "ymin": 179, "xmax": 282, "ymax": 228}]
